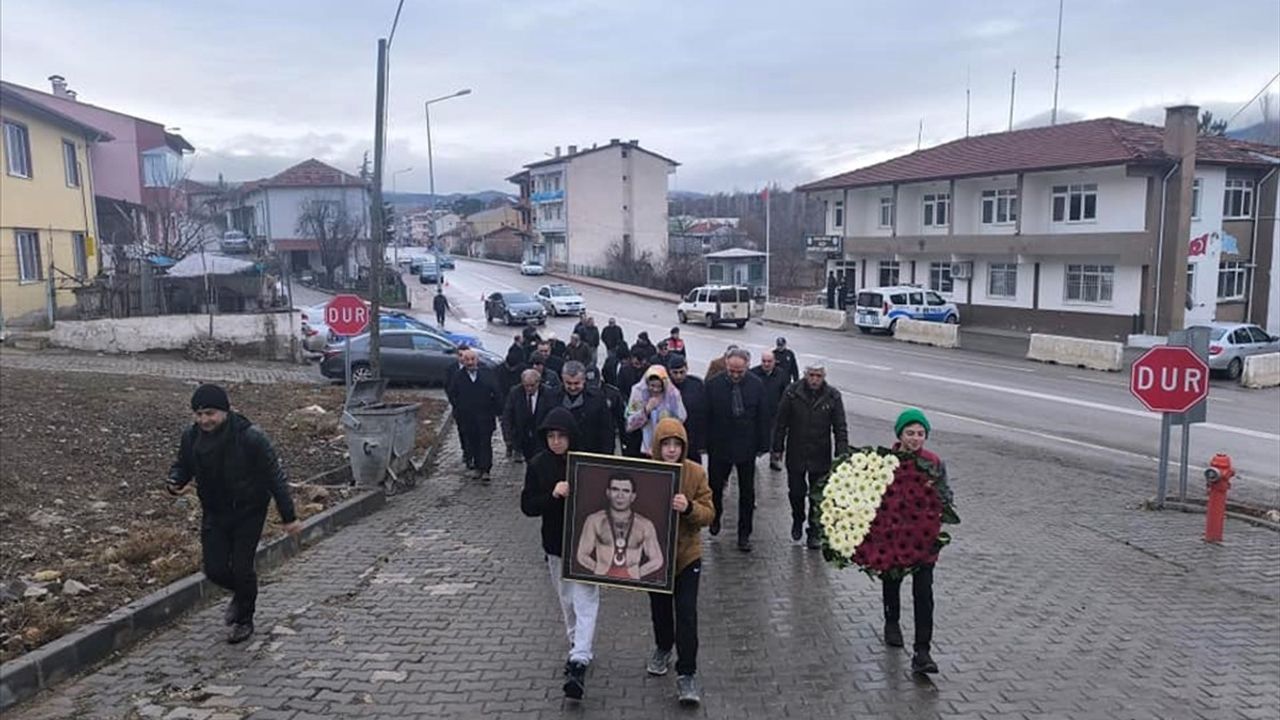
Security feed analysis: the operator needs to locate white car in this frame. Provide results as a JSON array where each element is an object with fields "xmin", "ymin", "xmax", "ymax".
[
  {"xmin": 853, "ymin": 285, "xmax": 960, "ymax": 335},
  {"xmin": 520, "ymin": 260, "xmax": 545, "ymax": 276},
  {"xmin": 536, "ymin": 283, "xmax": 586, "ymax": 316},
  {"xmin": 677, "ymin": 285, "xmax": 751, "ymax": 328}
]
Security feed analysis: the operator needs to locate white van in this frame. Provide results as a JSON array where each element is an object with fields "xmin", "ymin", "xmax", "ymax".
[{"xmin": 677, "ymin": 285, "xmax": 751, "ymax": 328}]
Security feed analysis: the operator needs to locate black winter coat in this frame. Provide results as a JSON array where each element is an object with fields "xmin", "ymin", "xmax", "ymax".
[
  {"xmin": 546, "ymin": 386, "xmax": 614, "ymax": 454},
  {"xmin": 671, "ymin": 375, "xmax": 708, "ymax": 455},
  {"xmin": 168, "ymin": 412, "xmax": 297, "ymax": 522},
  {"xmin": 773, "ymin": 348, "xmax": 800, "ymax": 384},
  {"xmin": 705, "ymin": 372, "xmax": 770, "ymax": 463},
  {"xmin": 752, "ymin": 365, "xmax": 789, "ymax": 425},
  {"xmin": 447, "ymin": 366, "xmax": 502, "ymax": 425},
  {"xmin": 601, "ymin": 325, "xmax": 625, "ymax": 352},
  {"xmin": 521, "ymin": 449, "xmax": 569, "ymax": 556},
  {"xmin": 573, "ymin": 322, "xmax": 601, "ymax": 350},
  {"xmin": 772, "ymin": 380, "xmax": 849, "ymax": 473}
]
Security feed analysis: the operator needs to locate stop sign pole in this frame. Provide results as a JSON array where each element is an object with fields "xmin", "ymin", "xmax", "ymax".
[
  {"xmin": 326, "ymin": 294, "xmax": 370, "ymax": 400},
  {"xmin": 1129, "ymin": 340, "xmax": 1210, "ymax": 506}
]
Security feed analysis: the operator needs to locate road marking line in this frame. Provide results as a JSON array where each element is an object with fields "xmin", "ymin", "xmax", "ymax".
[
  {"xmin": 862, "ymin": 345, "xmax": 1036, "ymax": 373},
  {"xmin": 902, "ymin": 372, "xmax": 1280, "ymax": 442},
  {"xmin": 824, "ymin": 357, "xmax": 893, "ymax": 371}
]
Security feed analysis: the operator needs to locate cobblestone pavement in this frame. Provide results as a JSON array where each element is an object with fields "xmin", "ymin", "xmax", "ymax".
[
  {"xmin": 0, "ymin": 348, "xmax": 321, "ymax": 385},
  {"xmin": 10, "ymin": 415, "xmax": 1278, "ymax": 720}
]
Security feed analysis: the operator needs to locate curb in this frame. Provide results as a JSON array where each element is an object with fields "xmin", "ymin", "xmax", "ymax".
[
  {"xmin": 1156, "ymin": 500, "xmax": 1280, "ymax": 533},
  {"xmin": 0, "ymin": 489, "xmax": 387, "ymax": 710},
  {"xmin": 456, "ymin": 256, "xmax": 682, "ymax": 304}
]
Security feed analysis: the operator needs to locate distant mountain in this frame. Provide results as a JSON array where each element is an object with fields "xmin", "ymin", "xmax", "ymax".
[
  {"xmin": 385, "ymin": 190, "xmax": 513, "ymax": 208},
  {"xmin": 1227, "ymin": 119, "xmax": 1280, "ymax": 147}
]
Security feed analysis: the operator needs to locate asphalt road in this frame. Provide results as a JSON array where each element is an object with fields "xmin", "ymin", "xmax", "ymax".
[{"xmin": 395, "ymin": 259, "xmax": 1280, "ymax": 508}]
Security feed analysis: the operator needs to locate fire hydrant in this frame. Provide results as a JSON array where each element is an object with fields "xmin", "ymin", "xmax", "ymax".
[{"xmin": 1203, "ymin": 453, "xmax": 1234, "ymax": 543}]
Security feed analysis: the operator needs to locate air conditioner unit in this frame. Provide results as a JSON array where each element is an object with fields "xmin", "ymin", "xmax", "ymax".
[{"xmin": 950, "ymin": 261, "xmax": 973, "ymax": 279}]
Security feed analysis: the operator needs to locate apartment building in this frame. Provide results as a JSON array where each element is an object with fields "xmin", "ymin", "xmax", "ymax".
[
  {"xmin": 507, "ymin": 139, "xmax": 678, "ymax": 273},
  {"xmin": 799, "ymin": 106, "xmax": 1279, "ymax": 340}
]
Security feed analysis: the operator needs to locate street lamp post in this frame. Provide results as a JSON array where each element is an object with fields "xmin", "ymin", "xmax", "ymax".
[
  {"xmin": 390, "ymin": 167, "xmax": 412, "ymax": 265},
  {"xmin": 424, "ymin": 90, "xmax": 472, "ymax": 275}
]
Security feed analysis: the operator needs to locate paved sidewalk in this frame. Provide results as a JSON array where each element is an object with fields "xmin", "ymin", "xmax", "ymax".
[
  {"xmin": 0, "ymin": 348, "xmax": 321, "ymax": 385},
  {"xmin": 9, "ymin": 415, "xmax": 1278, "ymax": 719}
]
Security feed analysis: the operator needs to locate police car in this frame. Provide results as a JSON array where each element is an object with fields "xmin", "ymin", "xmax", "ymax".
[{"xmin": 853, "ymin": 285, "xmax": 959, "ymax": 334}]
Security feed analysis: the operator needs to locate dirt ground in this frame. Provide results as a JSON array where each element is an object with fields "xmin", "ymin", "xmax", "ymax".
[{"xmin": 0, "ymin": 367, "xmax": 445, "ymax": 663}]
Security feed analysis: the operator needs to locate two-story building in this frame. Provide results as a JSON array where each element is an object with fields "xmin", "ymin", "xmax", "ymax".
[
  {"xmin": 799, "ymin": 106, "xmax": 1279, "ymax": 340},
  {"xmin": 1, "ymin": 83, "xmax": 111, "ymax": 328},
  {"xmin": 230, "ymin": 159, "xmax": 371, "ymax": 283},
  {"xmin": 507, "ymin": 139, "xmax": 678, "ymax": 273}
]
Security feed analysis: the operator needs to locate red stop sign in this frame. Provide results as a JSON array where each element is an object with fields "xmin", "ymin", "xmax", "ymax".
[
  {"xmin": 1129, "ymin": 346, "xmax": 1210, "ymax": 413},
  {"xmin": 325, "ymin": 294, "xmax": 370, "ymax": 336}
]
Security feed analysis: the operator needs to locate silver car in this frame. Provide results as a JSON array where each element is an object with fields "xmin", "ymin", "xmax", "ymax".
[{"xmin": 1202, "ymin": 322, "xmax": 1279, "ymax": 380}]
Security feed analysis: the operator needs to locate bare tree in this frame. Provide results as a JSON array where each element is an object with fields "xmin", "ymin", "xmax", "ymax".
[
  {"xmin": 105, "ymin": 167, "xmax": 223, "ymax": 262},
  {"xmin": 296, "ymin": 197, "xmax": 363, "ymax": 287}
]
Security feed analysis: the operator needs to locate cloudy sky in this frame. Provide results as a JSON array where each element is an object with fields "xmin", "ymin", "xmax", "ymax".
[{"xmin": 2, "ymin": 0, "xmax": 1277, "ymax": 194}]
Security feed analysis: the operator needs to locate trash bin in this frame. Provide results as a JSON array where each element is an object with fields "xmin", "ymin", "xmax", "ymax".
[{"xmin": 341, "ymin": 379, "xmax": 421, "ymax": 491}]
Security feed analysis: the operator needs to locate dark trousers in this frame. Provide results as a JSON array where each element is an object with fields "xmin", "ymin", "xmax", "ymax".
[
  {"xmin": 201, "ymin": 507, "xmax": 268, "ymax": 624},
  {"xmin": 786, "ymin": 462, "xmax": 831, "ymax": 536},
  {"xmin": 435, "ymin": 309, "xmax": 446, "ymax": 326},
  {"xmin": 649, "ymin": 559, "xmax": 701, "ymax": 676},
  {"xmin": 519, "ymin": 434, "xmax": 541, "ymax": 461},
  {"xmin": 883, "ymin": 564, "xmax": 934, "ymax": 652},
  {"xmin": 708, "ymin": 457, "xmax": 756, "ymax": 540},
  {"xmin": 458, "ymin": 416, "xmax": 494, "ymax": 471},
  {"xmin": 622, "ymin": 430, "xmax": 643, "ymax": 458}
]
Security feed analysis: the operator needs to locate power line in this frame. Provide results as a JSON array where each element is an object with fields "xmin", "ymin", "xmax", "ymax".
[{"xmin": 1224, "ymin": 71, "xmax": 1280, "ymax": 129}]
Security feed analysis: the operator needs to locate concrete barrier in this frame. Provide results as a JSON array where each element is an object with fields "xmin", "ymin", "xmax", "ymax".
[
  {"xmin": 762, "ymin": 303, "xmax": 802, "ymax": 325},
  {"xmin": 796, "ymin": 305, "xmax": 847, "ymax": 330},
  {"xmin": 1241, "ymin": 353, "xmax": 1280, "ymax": 389},
  {"xmin": 39, "ymin": 311, "xmax": 297, "ymax": 359},
  {"xmin": 1026, "ymin": 333, "xmax": 1123, "ymax": 371},
  {"xmin": 894, "ymin": 318, "xmax": 960, "ymax": 349}
]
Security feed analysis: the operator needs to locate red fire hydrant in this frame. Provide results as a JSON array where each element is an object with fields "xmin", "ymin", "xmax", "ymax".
[{"xmin": 1203, "ymin": 453, "xmax": 1234, "ymax": 544}]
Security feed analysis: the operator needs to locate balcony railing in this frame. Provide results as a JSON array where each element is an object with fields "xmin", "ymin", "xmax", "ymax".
[{"xmin": 530, "ymin": 190, "xmax": 565, "ymax": 203}]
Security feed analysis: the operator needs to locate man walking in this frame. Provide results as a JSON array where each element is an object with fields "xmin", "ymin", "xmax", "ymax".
[
  {"xmin": 446, "ymin": 354, "xmax": 474, "ymax": 470},
  {"xmin": 772, "ymin": 363, "xmax": 848, "ymax": 549},
  {"xmin": 601, "ymin": 317, "xmax": 626, "ymax": 357},
  {"xmin": 552, "ymin": 361, "xmax": 615, "ymax": 454},
  {"xmin": 667, "ymin": 355, "xmax": 707, "ymax": 464},
  {"xmin": 573, "ymin": 315, "xmax": 602, "ymax": 367},
  {"xmin": 503, "ymin": 368, "xmax": 552, "ymax": 462},
  {"xmin": 166, "ymin": 384, "xmax": 302, "ymax": 644},
  {"xmin": 705, "ymin": 349, "xmax": 769, "ymax": 552},
  {"xmin": 447, "ymin": 348, "xmax": 502, "ymax": 482},
  {"xmin": 566, "ymin": 333, "xmax": 593, "ymax": 366},
  {"xmin": 616, "ymin": 347, "xmax": 653, "ymax": 456},
  {"xmin": 432, "ymin": 288, "xmax": 450, "ymax": 327},
  {"xmin": 772, "ymin": 337, "xmax": 800, "ymax": 385},
  {"xmin": 752, "ymin": 350, "xmax": 789, "ymax": 471}
]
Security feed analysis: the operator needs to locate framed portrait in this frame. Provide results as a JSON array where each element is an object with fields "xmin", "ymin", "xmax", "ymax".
[{"xmin": 562, "ymin": 452, "xmax": 681, "ymax": 594}]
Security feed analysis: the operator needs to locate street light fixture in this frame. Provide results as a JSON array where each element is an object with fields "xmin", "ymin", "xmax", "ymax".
[
  {"xmin": 424, "ymin": 89, "xmax": 472, "ymax": 264},
  {"xmin": 391, "ymin": 166, "xmax": 413, "ymax": 195}
]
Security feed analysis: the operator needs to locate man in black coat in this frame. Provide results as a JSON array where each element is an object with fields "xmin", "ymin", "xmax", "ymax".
[
  {"xmin": 536, "ymin": 340, "xmax": 565, "ymax": 379},
  {"xmin": 705, "ymin": 348, "xmax": 770, "ymax": 552},
  {"xmin": 167, "ymin": 384, "xmax": 301, "ymax": 644},
  {"xmin": 601, "ymin": 317, "xmax": 625, "ymax": 356},
  {"xmin": 565, "ymin": 333, "xmax": 593, "ymax": 366},
  {"xmin": 503, "ymin": 368, "xmax": 553, "ymax": 461},
  {"xmin": 432, "ymin": 288, "xmax": 450, "ymax": 326},
  {"xmin": 752, "ymin": 350, "xmax": 790, "ymax": 471},
  {"xmin": 445, "ymin": 356, "xmax": 474, "ymax": 469},
  {"xmin": 773, "ymin": 336, "xmax": 800, "ymax": 385},
  {"xmin": 548, "ymin": 361, "xmax": 614, "ymax": 454},
  {"xmin": 773, "ymin": 363, "xmax": 849, "ymax": 548},
  {"xmin": 446, "ymin": 348, "xmax": 502, "ymax": 481},
  {"xmin": 573, "ymin": 315, "xmax": 602, "ymax": 366},
  {"xmin": 667, "ymin": 354, "xmax": 707, "ymax": 464},
  {"xmin": 615, "ymin": 347, "xmax": 650, "ymax": 456},
  {"xmin": 602, "ymin": 343, "xmax": 623, "ymax": 389}
]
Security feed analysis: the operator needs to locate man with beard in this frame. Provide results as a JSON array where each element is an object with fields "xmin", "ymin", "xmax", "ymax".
[
  {"xmin": 166, "ymin": 384, "xmax": 302, "ymax": 644},
  {"xmin": 551, "ymin": 361, "xmax": 615, "ymax": 454}
]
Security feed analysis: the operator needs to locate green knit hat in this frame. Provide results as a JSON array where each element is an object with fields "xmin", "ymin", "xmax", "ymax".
[{"xmin": 894, "ymin": 407, "xmax": 931, "ymax": 438}]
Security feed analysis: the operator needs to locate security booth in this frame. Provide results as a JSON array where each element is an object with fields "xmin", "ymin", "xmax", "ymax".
[{"xmin": 704, "ymin": 248, "xmax": 768, "ymax": 300}]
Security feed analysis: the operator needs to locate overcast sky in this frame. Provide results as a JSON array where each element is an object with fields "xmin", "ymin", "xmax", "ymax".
[{"xmin": 2, "ymin": 0, "xmax": 1277, "ymax": 194}]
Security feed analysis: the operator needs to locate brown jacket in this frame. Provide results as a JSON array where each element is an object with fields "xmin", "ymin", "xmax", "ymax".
[
  {"xmin": 650, "ymin": 418, "xmax": 714, "ymax": 572},
  {"xmin": 705, "ymin": 357, "xmax": 727, "ymax": 382}
]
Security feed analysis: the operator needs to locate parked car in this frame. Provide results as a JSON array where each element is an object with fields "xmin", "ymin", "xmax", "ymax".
[
  {"xmin": 676, "ymin": 285, "xmax": 751, "ymax": 328},
  {"xmin": 520, "ymin": 259, "xmax": 545, "ymax": 276},
  {"xmin": 435, "ymin": 253, "xmax": 456, "ymax": 269},
  {"xmin": 484, "ymin": 291, "xmax": 546, "ymax": 325},
  {"xmin": 319, "ymin": 329, "xmax": 497, "ymax": 385},
  {"xmin": 219, "ymin": 230, "xmax": 251, "ymax": 254},
  {"xmin": 418, "ymin": 260, "xmax": 441, "ymax": 284},
  {"xmin": 853, "ymin": 285, "xmax": 960, "ymax": 335},
  {"xmin": 381, "ymin": 310, "xmax": 481, "ymax": 348},
  {"xmin": 299, "ymin": 303, "xmax": 333, "ymax": 352},
  {"xmin": 1200, "ymin": 322, "xmax": 1280, "ymax": 380},
  {"xmin": 536, "ymin": 283, "xmax": 586, "ymax": 316}
]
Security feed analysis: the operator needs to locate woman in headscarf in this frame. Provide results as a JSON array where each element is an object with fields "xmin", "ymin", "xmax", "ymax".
[{"xmin": 624, "ymin": 365, "xmax": 687, "ymax": 456}]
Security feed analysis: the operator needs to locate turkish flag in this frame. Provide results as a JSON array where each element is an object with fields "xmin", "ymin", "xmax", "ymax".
[{"xmin": 1188, "ymin": 233, "xmax": 1207, "ymax": 257}]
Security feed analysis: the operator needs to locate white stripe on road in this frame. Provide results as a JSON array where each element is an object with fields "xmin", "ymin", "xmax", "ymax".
[
  {"xmin": 824, "ymin": 357, "xmax": 893, "ymax": 372},
  {"xmin": 902, "ymin": 372, "xmax": 1280, "ymax": 442}
]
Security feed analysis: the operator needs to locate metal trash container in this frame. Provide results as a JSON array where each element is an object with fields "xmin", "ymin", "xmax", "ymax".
[{"xmin": 341, "ymin": 379, "xmax": 421, "ymax": 492}]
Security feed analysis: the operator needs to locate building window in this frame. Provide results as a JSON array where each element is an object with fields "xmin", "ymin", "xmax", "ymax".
[
  {"xmin": 1186, "ymin": 263, "xmax": 1195, "ymax": 299},
  {"xmin": 929, "ymin": 261, "xmax": 953, "ymax": 293},
  {"xmin": 981, "ymin": 189, "xmax": 1018, "ymax": 225},
  {"xmin": 1190, "ymin": 178, "xmax": 1202, "ymax": 220},
  {"xmin": 62, "ymin": 140, "xmax": 82, "ymax": 187},
  {"xmin": 1217, "ymin": 261, "xmax": 1247, "ymax": 300},
  {"xmin": 748, "ymin": 263, "xmax": 764, "ymax": 282},
  {"xmin": 73, "ymin": 232, "xmax": 89, "ymax": 279},
  {"xmin": 1051, "ymin": 183, "xmax": 1097, "ymax": 223},
  {"xmin": 878, "ymin": 197, "xmax": 894, "ymax": 228},
  {"xmin": 923, "ymin": 193, "xmax": 949, "ymax": 227},
  {"xmin": 1064, "ymin": 263, "xmax": 1114, "ymax": 303},
  {"xmin": 833, "ymin": 200, "xmax": 844, "ymax": 229},
  {"xmin": 708, "ymin": 264, "xmax": 724, "ymax": 282},
  {"xmin": 15, "ymin": 230, "xmax": 42, "ymax": 283},
  {"xmin": 3, "ymin": 120, "xmax": 33, "ymax": 178},
  {"xmin": 987, "ymin": 262, "xmax": 1018, "ymax": 298},
  {"xmin": 878, "ymin": 259, "xmax": 900, "ymax": 286},
  {"xmin": 143, "ymin": 151, "xmax": 171, "ymax": 188},
  {"xmin": 1222, "ymin": 179, "xmax": 1254, "ymax": 219}
]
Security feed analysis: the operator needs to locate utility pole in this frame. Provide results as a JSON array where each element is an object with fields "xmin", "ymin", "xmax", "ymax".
[
  {"xmin": 1009, "ymin": 70, "xmax": 1017, "ymax": 131},
  {"xmin": 368, "ymin": 38, "xmax": 388, "ymax": 377},
  {"xmin": 1052, "ymin": 0, "xmax": 1064, "ymax": 125}
]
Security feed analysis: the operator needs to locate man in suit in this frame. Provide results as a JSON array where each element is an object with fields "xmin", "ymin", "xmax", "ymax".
[
  {"xmin": 705, "ymin": 348, "xmax": 770, "ymax": 552},
  {"xmin": 447, "ymin": 348, "xmax": 502, "ymax": 482},
  {"xmin": 752, "ymin": 350, "xmax": 790, "ymax": 471},
  {"xmin": 445, "ymin": 355, "xmax": 473, "ymax": 469},
  {"xmin": 503, "ymin": 368, "xmax": 553, "ymax": 462}
]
